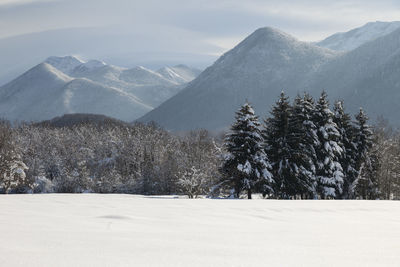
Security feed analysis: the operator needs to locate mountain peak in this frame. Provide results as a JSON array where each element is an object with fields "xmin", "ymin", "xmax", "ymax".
[
  {"xmin": 241, "ymin": 27, "xmax": 297, "ymax": 47},
  {"xmin": 80, "ymin": 60, "xmax": 106, "ymax": 70},
  {"xmin": 46, "ymin": 55, "xmax": 83, "ymax": 63},
  {"xmin": 139, "ymin": 26, "xmax": 337, "ymax": 131},
  {"xmin": 45, "ymin": 56, "xmax": 84, "ymax": 74},
  {"xmin": 221, "ymin": 26, "xmax": 321, "ymax": 62},
  {"xmin": 252, "ymin": 26, "xmax": 290, "ymax": 36},
  {"xmin": 212, "ymin": 26, "xmax": 335, "ymax": 74}
]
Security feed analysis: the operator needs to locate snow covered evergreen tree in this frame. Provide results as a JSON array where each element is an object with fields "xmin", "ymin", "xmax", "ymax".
[
  {"xmin": 333, "ymin": 100, "xmax": 357, "ymax": 198},
  {"xmin": 313, "ymin": 92, "xmax": 344, "ymax": 199},
  {"xmin": 0, "ymin": 121, "xmax": 30, "ymax": 193},
  {"xmin": 220, "ymin": 102, "xmax": 273, "ymax": 199},
  {"xmin": 352, "ymin": 108, "xmax": 379, "ymax": 199},
  {"xmin": 287, "ymin": 94, "xmax": 319, "ymax": 198},
  {"xmin": 263, "ymin": 92, "xmax": 302, "ymax": 198}
]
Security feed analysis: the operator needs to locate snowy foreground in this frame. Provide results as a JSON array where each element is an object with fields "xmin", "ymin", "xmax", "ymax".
[{"xmin": 0, "ymin": 195, "xmax": 399, "ymax": 267}]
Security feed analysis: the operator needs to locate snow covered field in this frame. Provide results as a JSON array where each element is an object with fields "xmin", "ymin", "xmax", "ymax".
[{"xmin": 0, "ymin": 195, "xmax": 399, "ymax": 267}]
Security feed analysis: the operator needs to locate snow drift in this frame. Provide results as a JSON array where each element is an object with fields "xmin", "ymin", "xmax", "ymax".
[{"xmin": 0, "ymin": 194, "xmax": 398, "ymax": 267}]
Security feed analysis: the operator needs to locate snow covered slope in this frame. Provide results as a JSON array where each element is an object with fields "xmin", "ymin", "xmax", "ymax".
[
  {"xmin": 120, "ymin": 66, "xmax": 176, "ymax": 86},
  {"xmin": 0, "ymin": 194, "xmax": 399, "ymax": 267},
  {"xmin": 139, "ymin": 27, "xmax": 338, "ymax": 131},
  {"xmin": 140, "ymin": 26, "xmax": 400, "ymax": 130},
  {"xmin": 157, "ymin": 65, "xmax": 202, "ymax": 84},
  {"xmin": 0, "ymin": 56, "xmax": 200, "ymax": 122},
  {"xmin": 307, "ymin": 27, "xmax": 400, "ymax": 125},
  {"xmin": 0, "ymin": 63, "xmax": 152, "ymax": 122},
  {"xmin": 317, "ymin": 21, "xmax": 400, "ymax": 51},
  {"xmin": 0, "ymin": 27, "xmax": 216, "ymax": 86},
  {"xmin": 45, "ymin": 56, "xmax": 84, "ymax": 75}
]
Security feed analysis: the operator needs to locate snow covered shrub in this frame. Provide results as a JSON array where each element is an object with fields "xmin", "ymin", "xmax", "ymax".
[
  {"xmin": 0, "ymin": 155, "xmax": 29, "ymax": 193},
  {"xmin": 33, "ymin": 176, "xmax": 55, "ymax": 193},
  {"xmin": 0, "ymin": 121, "xmax": 32, "ymax": 193},
  {"xmin": 178, "ymin": 166, "xmax": 207, "ymax": 198}
]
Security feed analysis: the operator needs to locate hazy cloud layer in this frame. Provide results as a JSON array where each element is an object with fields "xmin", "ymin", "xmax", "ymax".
[{"xmin": 0, "ymin": 0, "xmax": 399, "ymax": 72}]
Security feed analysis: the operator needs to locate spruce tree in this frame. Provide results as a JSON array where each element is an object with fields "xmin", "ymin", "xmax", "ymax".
[
  {"xmin": 352, "ymin": 108, "xmax": 378, "ymax": 199},
  {"xmin": 220, "ymin": 102, "xmax": 273, "ymax": 199},
  {"xmin": 313, "ymin": 92, "xmax": 344, "ymax": 199},
  {"xmin": 263, "ymin": 92, "xmax": 298, "ymax": 198},
  {"xmin": 287, "ymin": 94, "xmax": 318, "ymax": 198},
  {"xmin": 333, "ymin": 100, "xmax": 357, "ymax": 198}
]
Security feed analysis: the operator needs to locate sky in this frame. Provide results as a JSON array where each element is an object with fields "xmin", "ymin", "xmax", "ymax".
[{"xmin": 0, "ymin": 0, "xmax": 399, "ymax": 72}]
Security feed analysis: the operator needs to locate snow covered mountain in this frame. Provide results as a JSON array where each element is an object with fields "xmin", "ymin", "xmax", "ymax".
[
  {"xmin": 45, "ymin": 56, "xmax": 84, "ymax": 75},
  {"xmin": 307, "ymin": 27, "xmax": 400, "ymax": 125},
  {"xmin": 139, "ymin": 27, "xmax": 337, "ymax": 131},
  {"xmin": 140, "ymin": 26, "xmax": 400, "ymax": 130},
  {"xmin": 3, "ymin": 22, "xmax": 400, "ymax": 127},
  {"xmin": 0, "ymin": 26, "xmax": 217, "ymax": 86},
  {"xmin": 317, "ymin": 21, "xmax": 400, "ymax": 51},
  {"xmin": 157, "ymin": 65, "xmax": 202, "ymax": 84},
  {"xmin": 0, "ymin": 57, "xmax": 201, "ymax": 122}
]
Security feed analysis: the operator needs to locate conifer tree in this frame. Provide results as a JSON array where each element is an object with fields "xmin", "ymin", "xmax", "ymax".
[
  {"xmin": 333, "ymin": 100, "xmax": 357, "ymax": 198},
  {"xmin": 220, "ymin": 102, "xmax": 273, "ymax": 199},
  {"xmin": 313, "ymin": 92, "xmax": 344, "ymax": 199},
  {"xmin": 263, "ymin": 92, "xmax": 299, "ymax": 198},
  {"xmin": 352, "ymin": 108, "xmax": 379, "ymax": 199},
  {"xmin": 287, "ymin": 94, "xmax": 319, "ymax": 198}
]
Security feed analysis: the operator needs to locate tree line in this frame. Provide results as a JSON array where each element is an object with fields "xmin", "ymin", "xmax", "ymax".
[
  {"xmin": 0, "ymin": 120, "xmax": 219, "ymax": 196},
  {"xmin": 0, "ymin": 91, "xmax": 399, "ymax": 199},
  {"xmin": 217, "ymin": 91, "xmax": 400, "ymax": 199}
]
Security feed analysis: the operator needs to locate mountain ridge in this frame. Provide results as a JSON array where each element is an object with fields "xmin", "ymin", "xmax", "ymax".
[
  {"xmin": 0, "ymin": 56, "xmax": 201, "ymax": 122},
  {"xmin": 139, "ymin": 25, "xmax": 400, "ymax": 130},
  {"xmin": 317, "ymin": 21, "xmax": 400, "ymax": 51}
]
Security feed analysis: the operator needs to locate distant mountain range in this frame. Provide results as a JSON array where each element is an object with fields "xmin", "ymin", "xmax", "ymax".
[
  {"xmin": 0, "ymin": 56, "xmax": 200, "ymax": 122},
  {"xmin": 0, "ymin": 26, "xmax": 216, "ymax": 86},
  {"xmin": 140, "ymin": 21, "xmax": 400, "ymax": 131},
  {"xmin": 1, "ymin": 21, "xmax": 400, "ymax": 129}
]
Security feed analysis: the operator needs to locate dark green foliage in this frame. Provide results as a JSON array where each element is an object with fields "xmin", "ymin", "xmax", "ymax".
[
  {"xmin": 263, "ymin": 92, "xmax": 294, "ymax": 198},
  {"xmin": 221, "ymin": 102, "xmax": 273, "ymax": 199},
  {"xmin": 313, "ymin": 92, "xmax": 344, "ymax": 199},
  {"xmin": 353, "ymin": 108, "xmax": 379, "ymax": 199},
  {"xmin": 287, "ymin": 94, "xmax": 318, "ymax": 197},
  {"xmin": 333, "ymin": 100, "xmax": 358, "ymax": 198}
]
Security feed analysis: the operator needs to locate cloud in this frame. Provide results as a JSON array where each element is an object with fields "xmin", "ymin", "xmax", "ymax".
[
  {"xmin": 0, "ymin": 0, "xmax": 55, "ymax": 6},
  {"xmin": 0, "ymin": 0, "xmax": 399, "ymax": 67},
  {"xmin": 0, "ymin": 0, "xmax": 33, "ymax": 5},
  {"xmin": 2, "ymin": 0, "xmax": 399, "ymax": 39}
]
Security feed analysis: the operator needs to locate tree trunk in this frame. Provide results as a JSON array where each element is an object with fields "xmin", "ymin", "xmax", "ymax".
[{"xmin": 247, "ymin": 189, "xmax": 252, "ymax": 199}]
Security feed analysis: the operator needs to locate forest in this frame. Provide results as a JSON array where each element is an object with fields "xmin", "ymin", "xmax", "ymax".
[{"xmin": 0, "ymin": 91, "xmax": 399, "ymax": 199}]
